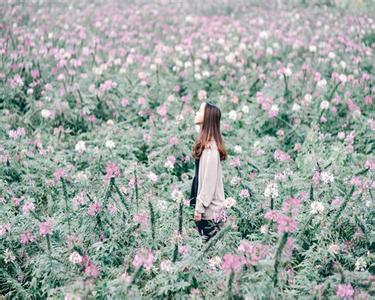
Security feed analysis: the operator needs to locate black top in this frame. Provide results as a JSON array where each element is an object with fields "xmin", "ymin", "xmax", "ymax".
[{"xmin": 189, "ymin": 158, "xmax": 200, "ymax": 208}]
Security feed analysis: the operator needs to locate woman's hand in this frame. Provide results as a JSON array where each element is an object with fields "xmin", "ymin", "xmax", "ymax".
[{"xmin": 194, "ymin": 211, "xmax": 202, "ymax": 221}]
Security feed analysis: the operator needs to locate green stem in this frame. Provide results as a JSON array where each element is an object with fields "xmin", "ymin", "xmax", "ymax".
[
  {"xmin": 273, "ymin": 232, "xmax": 289, "ymax": 287},
  {"xmin": 113, "ymin": 179, "xmax": 129, "ymax": 212},
  {"xmin": 226, "ymin": 271, "xmax": 235, "ymax": 299},
  {"xmin": 46, "ymin": 235, "xmax": 52, "ymax": 258},
  {"xmin": 61, "ymin": 178, "xmax": 71, "ymax": 234},
  {"xmin": 178, "ymin": 200, "xmax": 183, "ymax": 235},
  {"xmin": 332, "ymin": 185, "xmax": 355, "ymax": 226},
  {"xmin": 134, "ymin": 165, "xmax": 139, "ymax": 213},
  {"xmin": 148, "ymin": 200, "xmax": 156, "ymax": 245}
]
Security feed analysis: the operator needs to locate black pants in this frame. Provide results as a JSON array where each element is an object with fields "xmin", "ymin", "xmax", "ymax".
[{"xmin": 194, "ymin": 219, "xmax": 223, "ymax": 242}]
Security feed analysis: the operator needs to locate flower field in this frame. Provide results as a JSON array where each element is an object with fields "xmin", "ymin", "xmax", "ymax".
[{"xmin": 0, "ymin": 0, "xmax": 374, "ymax": 299}]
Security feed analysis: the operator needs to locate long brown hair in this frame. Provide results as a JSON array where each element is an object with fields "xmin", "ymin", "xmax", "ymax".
[{"xmin": 192, "ymin": 101, "xmax": 227, "ymax": 161}]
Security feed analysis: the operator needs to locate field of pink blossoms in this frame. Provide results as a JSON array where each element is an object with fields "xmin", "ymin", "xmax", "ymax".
[{"xmin": 0, "ymin": 0, "xmax": 374, "ymax": 299}]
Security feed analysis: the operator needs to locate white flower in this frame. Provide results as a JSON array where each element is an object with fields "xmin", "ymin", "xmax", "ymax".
[
  {"xmin": 310, "ymin": 201, "xmax": 325, "ymax": 214},
  {"xmin": 266, "ymin": 47, "xmax": 273, "ymax": 55},
  {"xmin": 304, "ymin": 93, "xmax": 312, "ymax": 102},
  {"xmin": 225, "ymin": 53, "xmax": 235, "ymax": 64},
  {"xmin": 354, "ymin": 257, "xmax": 366, "ymax": 271},
  {"xmin": 75, "ymin": 141, "xmax": 86, "ymax": 154},
  {"xmin": 106, "ymin": 119, "xmax": 115, "ymax": 126},
  {"xmin": 230, "ymin": 177, "xmax": 240, "ymax": 186},
  {"xmin": 270, "ymin": 104, "xmax": 279, "ymax": 114},
  {"xmin": 340, "ymin": 61, "xmax": 346, "ymax": 69},
  {"xmin": 105, "ymin": 140, "xmax": 116, "ymax": 149},
  {"xmin": 75, "ymin": 171, "xmax": 89, "ymax": 183},
  {"xmin": 4, "ymin": 248, "xmax": 16, "ymax": 264},
  {"xmin": 339, "ymin": 74, "xmax": 347, "ymax": 83},
  {"xmin": 160, "ymin": 259, "xmax": 173, "ymax": 272},
  {"xmin": 194, "ymin": 73, "xmax": 202, "ymax": 80},
  {"xmin": 337, "ymin": 132, "xmax": 345, "ymax": 140},
  {"xmin": 309, "ymin": 45, "xmax": 317, "ymax": 52},
  {"xmin": 198, "ymin": 90, "xmax": 207, "ymax": 101},
  {"xmin": 264, "ymin": 181, "xmax": 279, "ymax": 199},
  {"xmin": 69, "ymin": 251, "xmax": 83, "ymax": 264},
  {"xmin": 260, "ymin": 224, "xmax": 269, "ymax": 234},
  {"xmin": 224, "ymin": 197, "xmax": 236, "ymax": 208},
  {"xmin": 208, "ymin": 256, "xmax": 222, "ymax": 269},
  {"xmin": 292, "ymin": 103, "xmax": 301, "ymax": 111},
  {"xmin": 320, "ymin": 171, "xmax": 334, "ymax": 184},
  {"xmin": 352, "ymin": 109, "xmax": 361, "ymax": 119},
  {"xmin": 41, "ymin": 109, "xmax": 54, "ymax": 119},
  {"xmin": 317, "ymin": 79, "xmax": 327, "ymax": 89},
  {"xmin": 228, "ymin": 110, "xmax": 237, "ymax": 120},
  {"xmin": 284, "ymin": 68, "xmax": 292, "ymax": 77},
  {"xmin": 184, "ymin": 61, "xmax": 192, "ymax": 68},
  {"xmin": 240, "ymin": 104, "xmax": 249, "ymax": 113},
  {"xmin": 328, "ymin": 52, "xmax": 336, "ymax": 59},
  {"xmin": 148, "ymin": 171, "xmax": 158, "ymax": 182},
  {"xmin": 202, "ymin": 70, "xmax": 210, "ymax": 77},
  {"xmin": 320, "ymin": 100, "xmax": 330, "ymax": 110},
  {"xmin": 234, "ymin": 145, "xmax": 242, "ymax": 154},
  {"xmin": 171, "ymin": 189, "xmax": 184, "ymax": 201},
  {"xmin": 259, "ymin": 30, "xmax": 269, "ymax": 39},
  {"xmin": 328, "ymin": 244, "xmax": 339, "ymax": 255}
]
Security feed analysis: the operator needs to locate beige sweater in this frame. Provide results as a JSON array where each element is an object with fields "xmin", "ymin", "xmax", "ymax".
[{"xmin": 194, "ymin": 140, "xmax": 225, "ymax": 220}]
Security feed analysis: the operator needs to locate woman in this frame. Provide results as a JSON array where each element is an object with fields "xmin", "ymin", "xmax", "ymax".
[{"xmin": 190, "ymin": 101, "xmax": 227, "ymax": 242}]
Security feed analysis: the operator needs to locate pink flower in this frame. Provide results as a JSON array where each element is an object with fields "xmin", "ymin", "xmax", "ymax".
[
  {"xmin": 121, "ymin": 98, "xmax": 129, "ymax": 107},
  {"xmin": 132, "ymin": 248, "xmax": 154, "ymax": 270},
  {"xmin": 53, "ymin": 168, "xmax": 66, "ymax": 181},
  {"xmin": 133, "ymin": 212, "xmax": 149, "ymax": 229},
  {"xmin": 276, "ymin": 214, "xmax": 298, "ymax": 234},
  {"xmin": 22, "ymin": 201, "xmax": 35, "ymax": 215},
  {"xmin": 313, "ymin": 171, "xmax": 320, "ymax": 187},
  {"xmin": 349, "ymin": 176, "xmax": 362, "ymax": 187},
  {"xmin": 264, "ymin": 210, "xmax": 298, "ymax": 234},
  {"xmin": 81, "ymin": 255, "xmax": 100, "ymax": 278},
  {"xmin": 221, "ymin": 253, "xmax": 245, "ymax": 273},
  {"xmin": 178, "ymin": 245, "xmax": 188, "ymax": 256},
  {"xmin": 283, "ymin": 237, "xmax": 295, "ymax": 258},
  {"xmin": 273, "ymin": 149, "xmax": 291, "ymax": 162},
  {"xmin": 229, "ymin": 157, "xmax": 241, "ymax": 167},
  {"xmin": 31, "ymin": 69, "xmax": 40, "ymax": 79},
  {"xmin": 168, "ymin": 136, "xmax": 179, "ymax": 146},
  {"xmin": 364, "ymin": 159, "xmax": 375, "ymax": 171},
  {"xmin": 87, "ymin": 202, "xmax": 102, "ymax": 216},
  {"xmin": 239, "ymin": 189, "xmax": 250, "ymax": 198},
  {"xmin": 213, "ymin": 208, "xmax": 227, "ymax": 223},
  {"xmin": 264, "ymin": 210, "xmax": 280, "ymax": 221},
  {"xmin": 282, "ymin": 197, "xmax": 301, "ymax": 217},
  {"xmin": 294, "ymin": 143, "xmax": 302, "ymax": 152},
  {"xmin": 331, "ymin": 198, "xmax": 342, "ymax": 208},
  {"xmin": 105, "ymin": 162, "xmax": 121, "ymax": 179},
  {"xmin": 20, "ymin": 231, "xmax": 35, "ymax": 244},
  {"xmin": 138, "ymin": 97, "xmax": 146, "ymax": 105},
  {"xmin": 364, "ymin": 95, "xmax": 372, "ymax": 105},
  {"xmin": 39, "ymin": 219, "xmax": 54, "ymax": 237},
  {"xmin": 336, "ymin": 284, "xmax": 354, "ymax": 299},
  {"xmin": 157, "ymin": 104, "xmax": 168, "ymax": 117},
  {"xmin": 0, "ymin": 223, "xmax": 11, "ymax": 236},
  {"xmin": 12, "ymin": 197, "xmax": 21, "ymax": 207},
  {"xmin": 84, "ymin": 262, "xmax": 100, "ymax": 278},
  {"xmin": 99, "ymin": 80, "xmax": 117, "ymax": 93},
  {"xmin": 72, "ymin": 191, "xmax": 86, "ymax": 208},
  {"xmin": 237, "ymin": 240, "xmax": 268, "ymax": 265}
]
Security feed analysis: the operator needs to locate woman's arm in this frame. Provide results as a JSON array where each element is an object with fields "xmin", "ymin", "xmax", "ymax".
[{"xmin": 195, "ymin": 148, "xmax": 220, "ymax": 215}]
